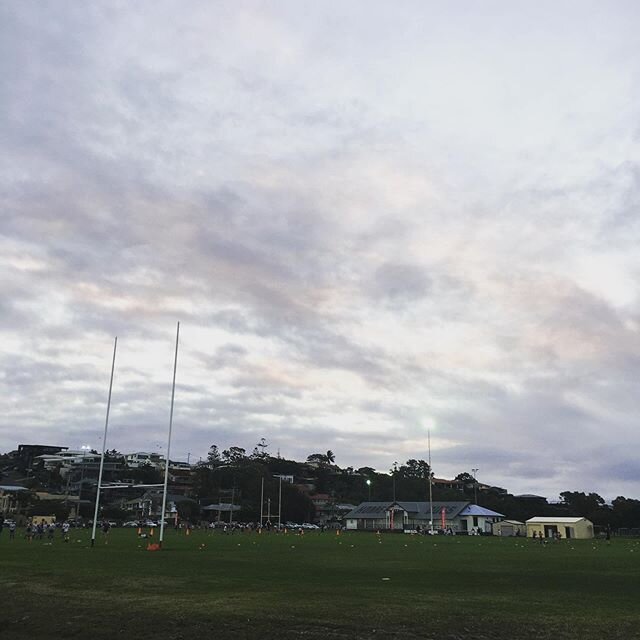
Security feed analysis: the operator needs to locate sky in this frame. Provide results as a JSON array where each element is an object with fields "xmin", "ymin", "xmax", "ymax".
[{"xmin": 2, "ymin": 1, "xmax": 640, "ymax": 500}]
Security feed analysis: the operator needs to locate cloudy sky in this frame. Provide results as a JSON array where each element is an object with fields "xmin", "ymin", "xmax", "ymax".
[{"xmin": 2, "ymin": 1, "xmax": 640, "ymax": 499}]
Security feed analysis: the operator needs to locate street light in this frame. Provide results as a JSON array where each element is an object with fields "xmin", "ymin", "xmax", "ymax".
[
  {"xmin": 366, "ymin": 479, "xmax": 372, "ymax": 501},
  {"xmin": 472, "ymin": 468, "xmax": 479, "ymax": 505},
  {"xmin": 392, "ymin": 462, "xmax": 398, "ymax": 502},
  {"xmin": 76, "ymin": 445, "xmax": 92, "ymax": 518}
]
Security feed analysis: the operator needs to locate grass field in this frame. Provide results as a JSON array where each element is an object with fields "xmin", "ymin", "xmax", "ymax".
[{"xmin": 1, "ymin": 528, "xmax": 639, "ymax": 639}]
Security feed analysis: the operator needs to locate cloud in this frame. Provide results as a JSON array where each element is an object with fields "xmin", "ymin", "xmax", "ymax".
[{"xmin": 2, "ymin": 1, "xmax": 640, "ymax": 500}]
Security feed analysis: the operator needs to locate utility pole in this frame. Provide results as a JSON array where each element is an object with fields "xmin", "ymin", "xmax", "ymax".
[
  {"xmin": 278, "ymin": 476, "xmax": 282, "ymax": 527},
  {"xmin": 392, "ymin": 461, "xmax": 398, "ymax": 502},
  {"xmin": 428, "ymin": 430, "xmax": 434, "ymax": 534},
  {"xmin": 472, "ymin": 468, "xmax": 479, "ymax": 505},
  {"xmin": 260, "ymin": 476, "xmax": 264, "ymax": 526}
]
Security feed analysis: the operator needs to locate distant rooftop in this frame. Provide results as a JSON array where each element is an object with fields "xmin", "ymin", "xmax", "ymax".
[
  {"xmin": 526, "ymin": 517, "xmax": 588, "ymax": 524},
  {"xmin": 459, "ymin": 505, "xmax": 504, "ymax": 517}
]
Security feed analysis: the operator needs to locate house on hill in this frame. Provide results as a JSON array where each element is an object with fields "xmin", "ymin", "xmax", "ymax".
[{"xmin": 0, "ymin": 485, "xmax": 30, "ymax": 517}]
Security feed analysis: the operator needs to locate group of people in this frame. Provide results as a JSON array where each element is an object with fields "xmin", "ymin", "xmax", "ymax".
[
  {"xmin": 22, "ymin": 519, "xmax": 72, "ymax": 542},
  {"xmin": 532, "ymin": 530, "xmax": 561, "ymax": 543},
  {"xmin": 0, "ymin": 517, "xmax": 90, "ymax": 543}
]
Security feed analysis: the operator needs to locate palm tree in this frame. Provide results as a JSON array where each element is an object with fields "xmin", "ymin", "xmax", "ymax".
[{"xmin": 325, "ymin": 450, "xmax": 335, "ymax": 464}]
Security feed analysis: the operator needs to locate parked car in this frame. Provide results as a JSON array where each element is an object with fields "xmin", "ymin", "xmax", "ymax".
[{"xmin": 122, "ymin": 521, "xmax": 139, "ymax": 528}]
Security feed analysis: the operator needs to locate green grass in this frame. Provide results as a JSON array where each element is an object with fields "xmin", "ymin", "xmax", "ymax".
[{"xmin": 1, "ymin": 529, "xmax": 639, "ymax": 639}]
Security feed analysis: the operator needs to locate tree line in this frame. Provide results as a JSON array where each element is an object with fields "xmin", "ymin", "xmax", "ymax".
[{"xmin": 2, "ymin": 445, "xmax": 640, "ymax": 529}]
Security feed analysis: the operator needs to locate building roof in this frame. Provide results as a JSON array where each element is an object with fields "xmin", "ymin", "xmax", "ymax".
[
  {"xmin": 201, "ymin": 503, "xmax": 241, "ymax": 512},
  {"xmin": 345, "ymin": 501, "xmax": 469, "ymax": 520},
  {"xmin": 499, "ymin": 519, "xmax": 525, "ymax": 526},
  {"xmin": 526, "ymin": 517, "xmax": 588, "ymax": 524},
  {"xmin": 459, "ymin": 505, "xmax": 504, "ymax": 517},
  {"xmin": 0, "ymin": 485, "xmax": 29, "ymax": 492}
]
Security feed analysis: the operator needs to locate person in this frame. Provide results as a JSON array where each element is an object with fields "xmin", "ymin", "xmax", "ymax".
[
  {"xmin": 102, "ymin": 520, "xmax": 110, "ymax": 544},
  {"xmin": 62, "ymin": 521, "xmax": 70, "ymax": 542},
  {"xmin": 532, "ymin": 531, "xmax": 537, "ymax": 540},
  {"xmin": 0, "ymin": 515, "xmax": 4, "ymax": 536},
  {"xmin": 47, "ymin": 522, "xmax": 55, "ymax": 541},
  {"xmin": 9, "ymin": 521, "xmax": 16, "ymax": 540}
]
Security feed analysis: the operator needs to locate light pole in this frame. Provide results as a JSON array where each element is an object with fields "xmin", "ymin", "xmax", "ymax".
[
  {"xmin": 428, "ymin": 430, "xmax": 434, "ymax": 534},
  {"xmin": 366, "ymin": 479, "xmax": 371, "ymax": 501},
  {"xmin": 76, "ymin": 444, "xmax": 92, "ymax": 519},
  {"xmin": 392, "ymin": 462, "xmax": 398, "ymax": 502},
  {"xmin": 472, "ymin": 468, "xmax": 479, "ymax": 505}
]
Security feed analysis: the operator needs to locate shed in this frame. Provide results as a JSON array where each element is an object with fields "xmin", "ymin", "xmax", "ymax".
[
  {"xmin": 493, "ymin": 519, "xmax": 526, "ymax": 537},
  {"xmin": 526, "ymin": 516, "xmax": 594, "ymax": 539}
]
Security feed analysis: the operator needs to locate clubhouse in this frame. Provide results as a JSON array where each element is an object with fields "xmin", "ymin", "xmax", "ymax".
[{"xmin": 344, "ymin": 501, "xmax": 504, "ymax": 533}]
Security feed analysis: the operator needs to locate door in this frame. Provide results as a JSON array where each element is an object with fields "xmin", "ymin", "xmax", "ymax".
[{"xmin": 544, "ymin": 525, "xmax": 558, "ymax": 538}]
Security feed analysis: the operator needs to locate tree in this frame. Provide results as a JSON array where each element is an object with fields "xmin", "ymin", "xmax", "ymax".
[
  {"xmin": 326, "ymin": 450, "xmax": 335, "ymax": 464},
  {"xmin": 207, "ymin": 445, "xmax": 221, "ymax": 465},
  {"xmin": 222, "ymin": 447, "xmax": 246, "ymax": 464},
  {"xmin": 559, "ymin": 491, "xmax": 608, "ymax": 524},
  {"xmin": 251, "ymin": 438, "xmax": 269, "ymax": 459},
  {"xmin": 611, "ymin": 497, "xmax": 640, "ymax": 529},
  {"xmin": 176, "ymin": 499, "xmax": 200, "ymax": 521},
  {"xmin": 559, "ymin": 491, "xmax": 605, "ymax": 513},
  {"xmin": 398, "ymin": 459, "xmax": 431, "ymax": 479},
  {"xmin": 455, "ymin": 472, "xmax": 476, "ymax": 484},
  {"xmin": 128, "ymin": 465, "xmax": 163, "ymax": 485},
  {"xmin": 280, "ymin": 483, "xmax": 316, "ymax": 523}
]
